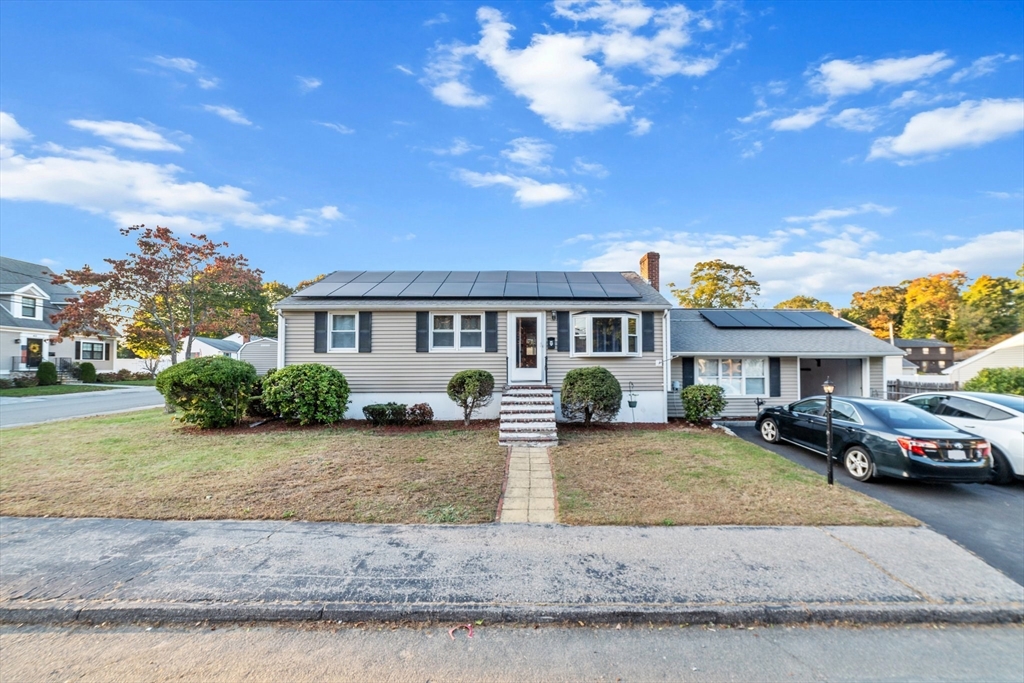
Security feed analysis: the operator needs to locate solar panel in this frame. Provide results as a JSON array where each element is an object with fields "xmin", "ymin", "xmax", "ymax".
[
  {"xmin": 701, "ymin": 310, "xmax": 744, "ymax": 327},
  {"xmin": 700, "ymin": 309, "xmax": 854, "ymax": 329},
  {"xmin": 538, "ymin": 282, "xmax": 573, "ymax": 298},
  {"xmin": 537, "ymin": 271, "xmax": 568, "ymax": 283},
  {"xmin": 594, "ymin": 272, "xmax": 626, "ymax": 284},
  {"xmin": 321, "ymin": 271, "xmax": 363, "ymax": 283},
  {"xmin": 294, "ymin": 281, "xmax": 343, "ymax": 297},
  {"xmin": 351, "ymin": 271, "xmax": 393, "ymax": 283},
  {"xmin": 725, "ymin": 310, "xmax": 766, "ymax": 327},
  {"xmin": 435, "ymin": 282, "xmax": 474, "ymax": 297},
  {"xmin": 468, "ymin": 282, "xmax": 505, "ymax": 297},
  {"xmin": 414, "ymin": 271, "xmax": 450, "ymax": 283},
  {"xmin": 809, "ymin": 312, "xmax": 853, "ymax": 328},
  {"xmin": 569, "ymin": 283, "xmax": 606, "ymax": 298},
  {"xmin": 382, "ymin": 271, "xmax": 420, "ymax": 283},
  {"xmin": 506, "ymin": 271, "xmax": 537, "ymax": 283},
  {"xmin": 363, "ymin": 282, "xmax": 410, "ymax": 297},
  {"xmin": 475, "ymin": 271, "xmax": 507, "ymax": 282},
  {"xmin": 444, "ymin": 271, "xmax": 479, "ymax": 283},
  {"xmin": 399, "ymin": 282, "xmax": 441, "ymax": 297},
  {"xmin": 504, "ymin": 282, "xmax": 539, "ymax": 297},
  {"xmin": 332, "ymin": 282, "xmax": 378, "ymax": 296},
  {"xmin": 566, "ymin": 272, "xmax": 598, "ymax": 283},
  {"xmin": 601, "ymin": 283, "xmax": 641, "ymax": 298}
]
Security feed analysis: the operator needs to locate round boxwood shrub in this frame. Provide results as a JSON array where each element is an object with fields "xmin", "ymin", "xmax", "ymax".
[
  {"xmin": 79, "ymin": 362, "xmax": 97, "ymax": 383},
  {"xmin": 680, "ymin": 384, "xmax": 728, "ymax": 424},
  {"xmin": 447, "ymin": 369, "xmax": 495, "ymax": 426},
  {"xmin": 560, "ymin": 366, "xmax": 622, "ymax": 425},
  {"xmin": 963, "ymin": 367, "xmax": 1024, "ymax": 396},
  {"xmin": 261, "ymin": 363, "xmax": 350, "ymax": 425},
  {"xmin": 155, "ymin": 356, "xmax": 258, "ymax": 428},
  {"xmin": 36, "ymin": 361, "xmax": 58, "ymax": 386}
]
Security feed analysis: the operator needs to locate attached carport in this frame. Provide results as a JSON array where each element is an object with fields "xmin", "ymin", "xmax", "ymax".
[{"xmin": 799, "ymin": 357, "xmax": 863, "ymax": 399}]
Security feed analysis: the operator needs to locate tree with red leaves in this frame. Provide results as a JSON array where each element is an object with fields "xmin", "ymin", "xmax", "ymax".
[{"xmin": 51, "ymin": 225, "xmax": 264, "ymax": 365}]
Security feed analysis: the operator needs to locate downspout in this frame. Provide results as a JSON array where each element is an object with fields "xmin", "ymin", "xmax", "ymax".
[{"xmin": 277, "ymin": 312, "xmax": 286, "ymax": 370}]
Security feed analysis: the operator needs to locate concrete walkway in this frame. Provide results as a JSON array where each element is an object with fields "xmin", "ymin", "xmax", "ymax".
[
  {"xmin": 1, "ymin": 517, "xmax": 1021, "ymax": 626},
  {"xmin": 498, "ymin": 447, "xmax": 556, "ymax": 523}
]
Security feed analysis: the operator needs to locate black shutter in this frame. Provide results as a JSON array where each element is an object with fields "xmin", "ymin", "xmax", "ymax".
[
  {"xmin": 769, "ymin": 357, "xmax": 781, "ymax": 397},
  {"xmin": 484, "ymin": 312, "xmax": 498, "ymax": 352},
  {"xmin": 104, "ymin": 343, "xmax": 111, "ymax": 361},
  {"xmin": 358, "ymin": 312, "xmax": 372, "ymax": 353},
  {"xmin": 681, "ymin": 357, "xmax": 695, "ymax": 387},
  {"xmin": 416, "ymin": 312, "xmax": 429, "ymax": 352},
  {"xmin": 556, "ymin": 312, "xmax": 569, "ymax": 352},
  {"xmin": 314, "ymin": 312, "xmax": 328, "ymax": 353},
  {"xmin": 74, "ymin": 341, "xmax": 81, "ymax": 360},
  {"xmin": 641, "ymin": 312, "xmax": 655, "ymax": 353}
]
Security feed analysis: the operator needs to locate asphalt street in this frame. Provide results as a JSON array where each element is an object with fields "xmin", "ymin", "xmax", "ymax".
[
  {"xmin": 2, "ymin": 623, "xmax": 1022, "ymax": 682},
  {"xmin": 0, "ymin": 387, "xmax": 164, "ymax": 428},
  {"xmin": 732, "ymin": 424, "xmax": 1024, "ymax": 587}
]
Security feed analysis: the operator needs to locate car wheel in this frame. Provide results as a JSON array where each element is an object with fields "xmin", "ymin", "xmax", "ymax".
[
  {"xmin": 844, "ymin": 446, "xmax": 874, "ymax": 482},
  {"xmin": 760, "ymin": 418, "xmax": 780, "ymax": 443},
  {"xmin": 989, "ymin": 447, "xmax": 1014, "ymax": 486}
]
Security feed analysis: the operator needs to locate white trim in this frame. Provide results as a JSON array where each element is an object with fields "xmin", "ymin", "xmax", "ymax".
[
  {"xmin": 277, "ymin": 315, "xmax": 286, "ymax": 368},
  {"xmin": 507, "ymin": 311, "xmax": 545, "ymax": 383},
  {"xmin": 429, "ymin": 312, "xmax": 485, "ymax": 352},
  {"xmin": 13, "ymin": 283, "xmax": 50, "ymax": 300},
  {"xmin": 862, "ymin": 356, "xmax": 871, "ymax": 398},
  {"xmin": 671, "ymin": 352, "xmax": 901, "ymax": 358},
  {"xmin": 569, "ymin": 312, "xmax": 641, "ymax": 358},
  {"xmin": 327, "ymin": 311, "xmax": 359, "ymax": 353}
]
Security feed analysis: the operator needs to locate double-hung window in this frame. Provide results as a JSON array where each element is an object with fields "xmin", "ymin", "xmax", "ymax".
[
  {"xmin": 329, "ymin": 313, "xmax": 357, "ymax": 351},
  {"xmin": 570, "ymin": 313, "xmax": 640, "ymax": 356},
  {"xmin": 21, "ymin": 297, "xmax": 37, "ymax": 318},
  {"xmin": 696, "ymin": 357, "xmax": 767, "ymax": 396},
  {"xmin": 81, "ymin": 342, "xmax": 104, "ymax": 360},
  {"xmin": 431, "ymin": 313, "xmax": 483, "ymax": 351}
]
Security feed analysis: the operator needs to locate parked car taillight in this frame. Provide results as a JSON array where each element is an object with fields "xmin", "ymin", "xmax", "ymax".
[
  {"xmin": 975, "ymin": 441, "xmax": 991, "ymax": 458},
  {"xmin": 896, "ymin": 437, "xmax": 938, "ymax": 456}
]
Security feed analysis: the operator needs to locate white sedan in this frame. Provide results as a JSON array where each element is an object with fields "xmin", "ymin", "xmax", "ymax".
[{"xmin": 901, "ymin": 392, "xmax": 1024, "ymax": 484}]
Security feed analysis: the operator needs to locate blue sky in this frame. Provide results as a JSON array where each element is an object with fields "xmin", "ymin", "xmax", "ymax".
[{"xmin": 1, "ymin": 0, "xmax": 1022, "ymax": 307}]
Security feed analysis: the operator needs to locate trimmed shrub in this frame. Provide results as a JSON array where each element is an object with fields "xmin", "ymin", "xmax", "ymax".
[
  {"xmin": 680, "ymin": 384, "xmax": 728, "ymax": 424},
  {"xmin": 0, "ymin": 378, "xmax": 14, "ymax": 389},
  {"xmin": 963, "ymin": 367, "xmax": 1024, "ymax": 396},
  {"xmin": 115, "ymin": 368, "xmax": 133, "ymax": 381},
  {"xmin": 79, "ymin": 362, "xmax": 97, "ymax": 383},
  {"xmin": 13, "ymin": 375, "xmax": 39, "ymax": 388},
  {"xmin": 363, "ymin": 402, "xmax": 408, "ymax": 426},
  {"xmin": 560, "ymin": 366, "xmax": 622, "ymax": 425},
  {"xmin": 262, "ymin": 363, "xmax": 350, "ymax": 426},
  {"xmin": 447, "ymin": 370, "xmax": 495, "ymax": 426},
  {"xmin": 155, "ymin": 356, "xmax": 258, "ymax": 428},
  {"xmin": 407, "ymin": 402, "xmax": 434, "ymax": 426},
  {"xmin": 36, "ymin": 361, "xmax": 58, "ymax": 386},
  {"xmin": 95, "ymin": 372, "xmax": 119, "ymax": 383}
]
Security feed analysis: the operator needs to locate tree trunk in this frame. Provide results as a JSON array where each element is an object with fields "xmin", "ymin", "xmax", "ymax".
[{"xmin": 584, "ymin": 407, "xmax": 592, "ymax": 426}]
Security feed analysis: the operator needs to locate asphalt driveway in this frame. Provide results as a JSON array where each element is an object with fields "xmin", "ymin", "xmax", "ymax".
[
  {"xmin": 0, "ymin": 387, "xmax": 164, "ymax": 429},
  {"xmin": 732, "ymin": 425, "xmax": 1024, "ymax": 587}
]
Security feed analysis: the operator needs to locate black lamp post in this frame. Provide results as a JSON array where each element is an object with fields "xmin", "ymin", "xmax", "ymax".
[{"xmin": 823, "ymin": 378, "xmax": 835, "ymax": 487}]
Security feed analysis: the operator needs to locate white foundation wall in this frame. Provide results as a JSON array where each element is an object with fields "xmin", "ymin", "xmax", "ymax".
[
  {"xmin": 553, "ymin": 389, "xmax": 667, "ymax": 424},
  {"xmin": 344, "ymin": 392, "xmax": 501, "ymax": 422}
]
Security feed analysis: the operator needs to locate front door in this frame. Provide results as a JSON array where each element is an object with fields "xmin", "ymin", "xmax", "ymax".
[
  {"xmin": 24, "ymin": 338, "xmax": 43, "ymax": 368},
  {"xmin": 507, "ymin": 312, "xmax": 544, "ymax": 383}
]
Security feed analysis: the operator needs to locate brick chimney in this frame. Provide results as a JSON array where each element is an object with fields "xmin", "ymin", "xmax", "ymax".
[{"xmin": 639, "ymin": 251, "xmax": 660, "ymax": 290}]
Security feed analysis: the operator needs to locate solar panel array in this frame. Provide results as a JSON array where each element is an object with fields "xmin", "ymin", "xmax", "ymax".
[
  {"xmin": 294, "ymin": 271, "xmax": 643, "ymax": 299},
  {"xmin": 700, "ymin": 310, "xmax": 853, "ymax": 329}
]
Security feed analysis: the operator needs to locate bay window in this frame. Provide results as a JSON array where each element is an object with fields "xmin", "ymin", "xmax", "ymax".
[
  {"xmin": 431, "ymin": 313, "xmax": 483, "ymax": 351},
  {"xmin": 571, "ymin": 313, "xmax": 641, "ymax": 356},
  {"xmin": 696, "ymin": 357, "xmax": 767, "ymax": 396}
]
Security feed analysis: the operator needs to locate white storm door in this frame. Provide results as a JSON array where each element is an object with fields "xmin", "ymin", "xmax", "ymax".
[{"xmin": 507, "ymin": 312, "xmax": 544, "ymax": 383}]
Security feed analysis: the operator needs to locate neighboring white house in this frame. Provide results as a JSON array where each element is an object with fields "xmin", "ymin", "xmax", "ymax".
[
  {"xmin": 0, "ymin": 256, "xmax": 118, "ymax": 376},
  {"xmin": 943, "ymin": 333, "xmax": 1024, "ymax": 384},
  {"xmin": 189, "ymin": 336, "xmax": 242, "ymax": 359},
  {"xmin": 238, "ymin": 337, "xmax": 278, "ymax": 375}
]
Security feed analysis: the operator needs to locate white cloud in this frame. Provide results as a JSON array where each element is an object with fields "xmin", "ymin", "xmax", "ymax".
[
  {"xmin": 454, "ymin": 169, "xmax": 580, "ymax": 207},
  {"xmin": 319, "ymin": 205, "xmax": 343, "ymax": 220},
  {"xmin": 563, "ymin": 232, "xmax": 595, "ymax": 245},
  {"xmin": 297, "ymin": 76, "xmax": 322, "ymax": 93},
  {"xmin": 983, "ymin": 190, "xmax": 1023, "ymax": 200},
  {"xmin": 829, "ymin": 107, "xmax": 881, "ymax": 132},
  {"xmin": 572, "ymin": 157, "xmax": 609, "ymax": 178},
  {"xmin": 391, "ymin": 232, "xmax": 417, "ymax": 242},
  {"xmin": 0, "ymin": 125, "xmax": 330, "ymax": 234},
  {"xmin": 770, "ymin": 104, "xmax": 830, "ymax": 131},
  {"xmin": 429, "ymin": 137, "xmax": 479, "ymax": 155},
  {"xmin": 424, "ymin": 13, "xmax": 449, "ymax": 27},
  {"xmin": 317, "ymin": 122, "xmax": 355, "ymax": 134},
  {"xmin": 869, "ymin": 98, "xmax": 1024, "ymax": 160},
  {"xmin": 813, "ymin": 52, "xmax": 954, "ymax": 97},
  {"xmin": 949, "ymin": 53, "xmax": 1020, "ymax": 83},
  {"xmin": 630, "ymin": 117, "xmax": 653, "ymax": 135},
  {"xmin": 68, "ymin": 120, "xmax": 183, "ymax": 152},
  {"xmin": 150, "ymin": 56, "xmax": 198, "ymax": 73},
  {"xmin": 39, "ymin": 257, "xmax": 60, "ymax": 267},
  {"xmin": 580, "ymin": 228, "xmax": 1023, "ymax": 304},
  {"xmin": 0, "ymin": 112, "xmax": 33, "ymax": 143},
  {"xmin": 197, "ymin": 77, "xmax": 220, "ymax": 90},
  {"xmin": 395, "ymin": 65, "xmax": 415, "ymax": 76},
  {"xmin": 202, "ymin": 105, "xmax": 253, "ymax": 126},
  {"xmin": 740, "ymin": 141, "xmax": 763, "ymax": 159},
  {"xmin": 785, "ymin": 203, "xmax": 895, "ymax": 224},
  {"xmin": 425, "ymin": 2, "xmax": 729, "ymax": 133},
  {"xmin": 501, "ymin": 137, "xmax": 554, "ymax": 172}
]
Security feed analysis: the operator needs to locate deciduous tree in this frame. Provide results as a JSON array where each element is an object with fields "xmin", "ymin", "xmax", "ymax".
[
  {"xmin": 902, "ymin": 271, "xmax": 967, "ymax": 340},
  {"xmin": 774, "ymin": 295, "xmax": 833, "ymax": 312},
  {"xmin": 671, "ymin": 260, "xmax": 761, "ymax": 308},
  {"xmin": 843, "ymin": 285, "xmax": 907, "ymax": 340}
]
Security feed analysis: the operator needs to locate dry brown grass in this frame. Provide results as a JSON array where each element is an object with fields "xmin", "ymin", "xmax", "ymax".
[
  {"xmin": 0, "ymin": 410, "xmax": 506, "ymax": 524},
  {"xmin": 551, "ymin": 426, "xmax": 917, "ymax": 526}
]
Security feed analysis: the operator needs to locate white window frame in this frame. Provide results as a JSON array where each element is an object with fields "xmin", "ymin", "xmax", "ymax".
[
  {"xmin": 922, "ymin": 347, "xmax": 930, "ymax": 355},
  {"xmin": 569, "ymin": 313, "xmax": 641, "ymax": 357},
  {"xmin": 430, "ymin": 312, "xmax": 484, "ymax": 352},
  {"xmin": 327, "ymin": 312, "xmax": 359, "ymax": 353},
  {"xmin": 694, "ymin": 356, "xmax": 769, "ymax": 397},
  {"xmin": 20, "ymin": 296, "xmax": 37, "ymax": 318}
]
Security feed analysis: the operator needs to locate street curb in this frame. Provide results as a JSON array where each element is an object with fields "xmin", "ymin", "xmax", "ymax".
[{"xmin": 2, "ymin": 600, "xmax": 1021, "ymax": 627}]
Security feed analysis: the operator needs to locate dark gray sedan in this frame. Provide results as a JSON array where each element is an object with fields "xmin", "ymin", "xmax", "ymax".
[{"xmin": 755, "ymin": 396, "xmax": 992, "ymax": 483}]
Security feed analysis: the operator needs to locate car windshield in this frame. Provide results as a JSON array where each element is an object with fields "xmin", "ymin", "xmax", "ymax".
[
  {"xmin": 969, "ymin": 393, "xmax": 1024, "ymax": 413},
  {"xmin": 866, "ymin": 404, "xmax": 959, "ymax": 431}
]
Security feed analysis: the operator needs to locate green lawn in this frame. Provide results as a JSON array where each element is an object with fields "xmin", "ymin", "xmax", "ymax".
[{"xmin": 0, "ymin": 384, "xmax": 115, "ymax": 397}]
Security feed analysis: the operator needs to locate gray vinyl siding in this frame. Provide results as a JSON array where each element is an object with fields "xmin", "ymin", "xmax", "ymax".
[
  {"xmin": 547, "ymin": 314, "xmax": 665, "ymax": 392},
  {"xmin": 283, "ymin": 310, "xmax": 508, "ymax": 392},
  {"xmin": 870, "ymin": 357, "xmax": 884, "ymax": 398},
  {"xmin": 239, "ymin": 340, "xmax": 278, "ymax": 375},
  {"xmin": 668, "ymin": 356, "xmax": 799, "ymax": 419}
]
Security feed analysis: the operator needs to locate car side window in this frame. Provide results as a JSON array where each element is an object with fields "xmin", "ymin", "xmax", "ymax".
[
  {"xmin": 832, "ymin": 401, "xmax": 862, "ymax": 424},
  {"xmin": 793, "ymin": 399, "xmax": 826, "ymax": 416},
  {"xmin": 906, "ymin": 396, "xmax": 942, "ymax": 414},
  {"xmin": 984, "ymin": 406, "xmax": 1013, "ymax": 421},
  {"xmin": 939, "ymin": 397, "xmax": 990, "ymax": 420}
]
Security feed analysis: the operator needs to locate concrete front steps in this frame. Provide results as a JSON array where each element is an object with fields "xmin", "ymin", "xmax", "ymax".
[{"xmin": 498, "ymin": 385, "xmax": 558, "ymax": 447}]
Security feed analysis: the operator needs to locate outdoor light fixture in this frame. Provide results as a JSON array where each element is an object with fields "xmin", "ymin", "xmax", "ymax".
[{"xmin": 823, "ymin": 378, "xmax": 835, "ymax": 486}]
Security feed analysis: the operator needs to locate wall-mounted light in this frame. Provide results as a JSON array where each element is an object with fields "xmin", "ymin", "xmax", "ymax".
[
  {"xmin": 550, "ymin": 311, "xmax": 558, "ymax": 320},
  {"xmin": 13, "ymin": 338, "xmax": 21, "ymax": 344}
]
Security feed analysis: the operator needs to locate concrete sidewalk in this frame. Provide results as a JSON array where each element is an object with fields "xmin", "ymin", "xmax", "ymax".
[{"xmin": 1, "ymin": 517, "xmax": 1021, "ymax": 626}]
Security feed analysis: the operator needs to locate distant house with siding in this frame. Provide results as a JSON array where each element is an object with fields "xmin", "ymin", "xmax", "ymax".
[
  {"xmin": 894, "ymin": 338, "xmax": 955, "ymax": 374},
  {"xmin": 188, "ymin": 336, "xmax": 242, "ymax": 359},
  {"xmin": 238, "ymin": 337, "xmax": 278, "ymax": 375},
  {"xmin": 943, "ymin": 333, "xmax": 1023, "ymax": 384}
]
